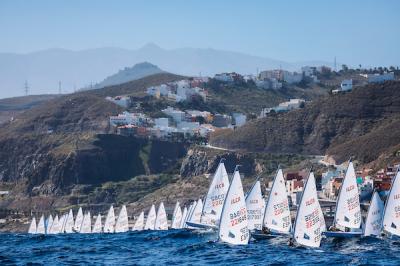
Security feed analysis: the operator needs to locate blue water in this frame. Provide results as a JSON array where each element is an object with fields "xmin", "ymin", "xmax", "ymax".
[{"xmin": 1, "ymin": 230, "xmax": 399, "ymax": 265}]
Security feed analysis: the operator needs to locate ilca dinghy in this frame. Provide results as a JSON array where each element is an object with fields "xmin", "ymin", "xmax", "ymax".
[
  {"xmin": 324, "ymin": 161, "xmax": 363, "ymax": 238},
  {"xmin": 218, "ymin": 167, "xmax": 249, "ymax": 245}
]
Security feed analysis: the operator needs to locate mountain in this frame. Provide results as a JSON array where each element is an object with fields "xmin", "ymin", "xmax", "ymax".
[
  {"xmin": 210, "ymin": 81, "xmax": 400, "ymax": 165},
  {"xmin": 0, "ymin": 44, "xmax": 334, "ymax": 99},
  {"xmin": 94, "ymin": 62, "xmax": 164, "ymax": 89}
]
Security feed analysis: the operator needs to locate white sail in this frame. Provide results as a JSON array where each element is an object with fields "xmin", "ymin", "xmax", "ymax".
[
  {"xmin": 364, "ymin": 191, "xmax": 384, "ymax": 237},
  {"xmin": 92, "ymin": 214, "xmax": 103, "ymax": 233},
  {"xmin": 293, "ymin": 172, "xmax": 324, "ymax": 248},
  {"xmin": 155, "ymin": 202, "xmax": 168, "ymax": 230},
  {"xmin": 46, "ymin": 214, "xmax": 53, "ymax": 234},
  {"xmin": 245, "ymin": 180, "xmax": 265, "ymax": 231},
  {"xmin": 115, "ymin": 205, "xmax": 129, "ymax": 233},
  {"xmin": 74, "ymin": 207, "xmax": 83, "ymax": 232},
  {"xmin": 144, "ymin": 204, "xmax": 156, "ymax": 230},
  {"xmin": 104, "ymin": 205, "xmax": 116, "ymax": 233},
  {"xmin": 49, "ymin": 215, "xmax": 60, "ymax": 234},
  {"xmin": 80, "ymin": 212, "xmax": 92, "ymax": 233},
  {"xmin": 189, "ymin": 199, "xmax": 203, "ymax": 224},
  {"xmin": 263, "ymin": 169, "xmax": 291, "ymax": 233},
  {"xmin": 36, "ymin": 215, "xmax": 46, "ymax": 234},
  {"xmin": 334, "ymin": 162, "xmax": 361, "ymax": 229},
  {"xmin": 59, "ymin": 214, "xmax": 66, "ymax": 233},
  {"xmin": 218, "ymin": 169, "xmax": 249, "ymax": 245},
  {"xmin": 180, "ymin": 207, "xmax": 188, "ymax": 228},
  {"xmin": 383, "ymin": 170, "xmax": 400, "ymax": 236},
  {"xmin": 28, "ymin": 217, "xmax": 37, "ymax": 234},
  {"xmin": 201, "ymin": 162, "xmax": 230, "ymax": 226},
  {"xmin": 64, "ymin": 209, "xmax": 74, "ymax": 233},
  {"xmin": 132, "ymin": 211, "xmax": 145, "ymax": 231},
  {"xmin": 171, "ymin": 202, "xmax": 182, "ymax": 229}
]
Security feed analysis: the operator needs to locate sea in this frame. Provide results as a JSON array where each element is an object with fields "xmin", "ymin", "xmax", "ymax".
[{"xmin": 1, "ymin": 230, "xmax": 399, "ymax": 265}]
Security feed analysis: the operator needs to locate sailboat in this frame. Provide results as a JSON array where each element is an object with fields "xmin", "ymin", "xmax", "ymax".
[
  {"xmin": 115, "ymin": 205, "xmax": 129, "ymax": 233},
  {"xmin": 92, "ymin": 214, "xmax": 103, "ymax": 233},
  {"xmin": 154, "ymin": 202, "xmax": 168, "ymax": 230},
  {"xmin": 64, "ymin": 209, "xmax": 74, "ymax": 233},
  {"xmin": 132, "ymin": 211, "xmax": 145, "ymax": 231},
  {"xmin": 179, "ymin": 207, "xmax": 188, "ymax": 229},
  {"xmin": 80, "ymin": 212, "xmax": 92, "ymax": 233},
  {"xmin": 382, "ymin": 169, "xmax": 400, "ymax": 237},
  {"xmin": 186, "ymin": 199, "xmax": 203, "ymax": 229},
  {"xmin": 144, "ymin": 204, "xmax": 156, "ymax": 230},
  {"xmin": 293, "ymin": 172, "xmax": 324, "ymax": 248},
  {"xmin": 183, "ymin": 202, "xmax": 196, "ymax": 228},
  {"xmin": 28, "ymin": 217, "xmax": 37, "ymax": 234},
  {"xmin": 46, "ymin": 214, "xmax": 53, "ymax": 234},
  {"xmin": 74, "ymin": 207, "xmax": 83, "ymax": 232},
  {"xmin": 218, "ymin": 167, "xmax": 249, "ymax": 245},
  {"xmin": 104, "ymin": 205, "xmax": 116, "ymax": 233},
  {"xmin": 36, "ymin": 215, "xmax": 46, "ymax": 234},
  {"xmin": 364, "ymin": 191, "xmax": 384, "ymax": 237},
  {"xmin": 324, "ymin": 161, "xmax": 362, "ymax": 238},
  {"xmin": 254, "ymin": 168, "xmax": 291, "ymax": 239},
  {"xmin": 48, "ymin": 215, "xmax": 60, "ymax": 234},
  {"xmin": 59, "ymin": 214, "xmax": 66, "ymax": 233},
  {"xmin": 190, "ymin": 160, "xmax": 230, "ymax": 230},
  {"xmin": 171, "ymin": 202, "xmax": 182, "ymax": 229},
  {"xmin": 245, "ymin": 179, "xmax": 265, "ymax": 232}
]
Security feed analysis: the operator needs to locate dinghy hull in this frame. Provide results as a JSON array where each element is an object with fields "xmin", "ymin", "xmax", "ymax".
[
  {"xmin": 185, "ymin": 221, "xmax": 217, "ymax": 230},
  {"xmin": 323, "ymin": 231, "xmax": 363, "ymax": 238}
]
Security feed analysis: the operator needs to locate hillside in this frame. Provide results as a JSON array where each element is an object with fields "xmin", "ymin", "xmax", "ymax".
[
  {"xmin": 0, "ymin": 94, "xmax": 60, "ymax": 124},
  {"xmin": 210, "ymin": 81, "xmax": 400, "ymax": 165},
  {"xmin": 94, "ymin": 62, "xmax": 164, "ymax": 89}
]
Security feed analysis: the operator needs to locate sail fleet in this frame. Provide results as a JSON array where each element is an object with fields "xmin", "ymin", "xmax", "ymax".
[{"xmin": 27, "ymin": 160, "xmax": 400, "ymax": 248}]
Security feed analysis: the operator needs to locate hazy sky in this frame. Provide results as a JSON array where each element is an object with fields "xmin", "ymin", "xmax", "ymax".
[{"xmin": 0, "ymin": 0, "xmax": 399, "ymax": 66}]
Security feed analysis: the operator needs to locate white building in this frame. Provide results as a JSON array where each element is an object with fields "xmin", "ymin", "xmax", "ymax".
[
  {"xmin": 232, "ymin": 113, "xmax": 247, "ymax": 127},
  {"xmin": 301, "ymin": 66, "xmax": 316, "ymax": 77},
  {"xmin": 214, "ymin": 73, "xmax": 234, "ymax": 82},
  {"xmin": 106, "ymin": 96, "xmax": 131, "ymax": 108},
  {"xmin": 365, "ymin": 72, "xmax": 395, "ymax": 83},
  {"xmin": 154, "ymin": 118, "xmax": 169, "ymax": 128},
  {"xmin": 110, "ymin": 112, "xmax": 148, "ymax": 126},
  {"xmin": 283, "ymin": 71, "xmax": 303, "ymax": 84},
  {"xmin": 340, "ymin": 79, "xmax": 353, "ymax": 91},
  {"xmin": 162, "ymin": 107, "xmax": 186, "ymax": 122}
]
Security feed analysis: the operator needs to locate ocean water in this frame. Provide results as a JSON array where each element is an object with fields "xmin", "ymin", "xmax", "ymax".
[{"xmin": 0, "ymin": 230, "xmax": 399, "ymax": 265}]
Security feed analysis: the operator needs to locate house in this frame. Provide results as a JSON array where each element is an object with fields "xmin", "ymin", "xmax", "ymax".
[
  {"xmin": 232, "ymin": 113, "xmax": 247, "ymax": 127},
  {"xmin": 364, "ymin": 72, "xmax": 395, "ymax": 83},
  {"xmin": 214, "ymin": 72, "xmax": 243, "ymax": 83},
  {"xmin": 162, "ymin": 107, "xmax": 186, "ymax": 122},
  {"xmin": 340, "ymin": 79, "xmax": 353, "ymax": 91},
  {"xmin": 105, "ymin": 96, "xmax": 131, "ymax": 108},
  {"xmin": 282, "ymin": 71, "xmax": 303, "ymax": 84},
  {"xmin": 259, "ymin": 70, "xmax": 282, "ymax": 80},
  {"xmin": 154, "ymin": 118, "xmax": 169, "ymax": 128},
  {"xmin": 301, "ymin": 66, "xmax": 317, "ymax": 77},
  {"xmin": 110, "ymin": 112, "xmax": 149, "ymax": 127},
  {"xmin": 212, "ymin": 114, "xmax": 232, "ymax": 127}
]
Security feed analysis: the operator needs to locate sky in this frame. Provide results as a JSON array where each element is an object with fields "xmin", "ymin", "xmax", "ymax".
[{"xmin": 0, "ymin": 0, "xmax": 399, "ymax": 66}]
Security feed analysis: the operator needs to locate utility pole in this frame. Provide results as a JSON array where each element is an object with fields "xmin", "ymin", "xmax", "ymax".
[
  {"xmin": 334, "ymin": 56, "xmax": 337, "ymax": 72},
  {"xmin": 58, "ymin": 81, "xmax": 62, "ymax": 94},
  {"xmin": 24, "ymin": 80, "xmax": 29, "ymax": 96}
]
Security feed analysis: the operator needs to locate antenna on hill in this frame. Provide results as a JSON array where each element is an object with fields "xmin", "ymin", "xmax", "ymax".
[
  {"xmin": 334, "ymin": 56, "xmax": 337, "ymax": 72},
  {"xmin": 58, "ymin": 81, "xmax": 62, "ymax": 94},
  {"xmin": 24, "ymin": 80, "xmax": 29, "ymax": 96}
]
